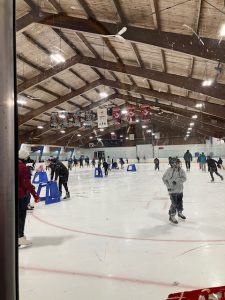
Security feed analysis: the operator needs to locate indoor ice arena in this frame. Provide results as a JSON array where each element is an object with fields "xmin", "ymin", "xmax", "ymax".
[{"xmin": 1, "ymin": 0, "xmax": 225, "ymax": 299}]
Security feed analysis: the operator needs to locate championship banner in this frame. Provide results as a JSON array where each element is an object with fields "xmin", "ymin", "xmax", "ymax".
[
  {"xmin": 127, "ymin": 106, "xmax": 136, "ymax": 124},
  {"xmin": 84, "ymin": 111, "xmax": 93, "ymax": 128},
  {"xmin": 112, "ymin": 107, "xmax": 121, "ymax": 125},
  {"xmin": 72, "ymin": 112, "xmax": 81, "ymax": 127},
  {"xmin": 61, "ymin": 112, "xmax": 69, "ymax": 128},
  {"xmin": 97, "ymin": 108, "xmax": 108, "ymax": 128},
  {"xmin": 50, "ymin": 112, "xmax": 59, "ymax": 128},
  {"xmin": 140, "ymin": 105, "xmax": 151, "ymax": 120}
]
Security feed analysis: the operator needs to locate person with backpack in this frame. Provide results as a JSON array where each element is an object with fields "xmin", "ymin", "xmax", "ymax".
[{"xmin": 162, "ymin": 157, "xmax": 187, "ymax": 224}]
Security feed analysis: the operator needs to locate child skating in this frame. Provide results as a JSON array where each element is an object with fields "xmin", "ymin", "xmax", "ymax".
[{"xmin": 162, "ymin": 158, "xmax": 187, "ymax": 224}]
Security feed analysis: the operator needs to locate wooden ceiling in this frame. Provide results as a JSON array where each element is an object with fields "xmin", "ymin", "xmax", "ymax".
[{"xmin": 16, "ymin": 0, "xmax": 225, "ymax": 146}]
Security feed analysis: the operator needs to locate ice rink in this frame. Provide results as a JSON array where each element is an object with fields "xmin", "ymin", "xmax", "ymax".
[{"xmin": 19, "ymin": 162, "xmax": 225, "ymax": 300}]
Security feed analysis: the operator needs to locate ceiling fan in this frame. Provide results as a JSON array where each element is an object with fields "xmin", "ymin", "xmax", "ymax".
[{"xmin": 101, "ymin": 27, "xmax": 127, "ymax": 41}]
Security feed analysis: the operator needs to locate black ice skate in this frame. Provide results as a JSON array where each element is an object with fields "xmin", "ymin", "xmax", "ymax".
[
  {"xmin": 221, "ymin": 176, "xmax": 224, "ymax": 181},
  {"xmin": 63, "ymin": 192, "xmax": 70, "ymax": 199},
  {"xmin": 169, "ymin": 215, "xmax": 178, "ymax": 224},
  {"xmin": 178, "ymin": 212, "xmax": 186, "ymax": 219}
]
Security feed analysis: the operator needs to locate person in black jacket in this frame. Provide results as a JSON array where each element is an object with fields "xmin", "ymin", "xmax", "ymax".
[
  {"xmin": 154, "ymin": 158, "xmax": 160, "ymax": 171},
  {"xmin": 183, "ymin": 150, "xmax": 192, "ymax": 171},
  {"xmin": 48, "ymin": 158, "xmax": 70, "ymax": 199},
  {"xmin": 103, "ymin": 159, "xmax": 109, "ymax": 176},
  {"xmin": 207, "ymin": 156, "xmax": 223, "ymax": 182}
]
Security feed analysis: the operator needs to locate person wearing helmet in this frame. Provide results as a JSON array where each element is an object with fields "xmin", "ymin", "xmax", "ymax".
[
  {"xmin": 162, "ymin": 157, "xmax": 187, "ymax": 224},
  {"xmin": 18, "ymin": 149, "xmax": 40, "ymax": 246},
  {"xmin": 48, "ymin": 157, "xmax": 70, "ymax": 199}
]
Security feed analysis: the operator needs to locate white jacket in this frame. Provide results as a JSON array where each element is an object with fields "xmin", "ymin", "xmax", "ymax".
[{"xmin": 162, "ymin": 167, "xmax": 186, "ymax": 194}]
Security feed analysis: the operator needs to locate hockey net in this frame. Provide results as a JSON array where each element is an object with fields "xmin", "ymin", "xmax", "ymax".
[{"xmin": 167, "ymin": 286, "xmax": 225, "ymax": 300}]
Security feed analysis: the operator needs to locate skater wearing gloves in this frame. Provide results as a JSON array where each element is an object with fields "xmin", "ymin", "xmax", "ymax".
[
  {"xmin": 162, "ymin": 158, "xmax": 187, "ymax": 224},
  {"xmin": 48, "ymin": 158, "xmax": 70, "ymax": 199},
  {"xmin": 19, "ymin": 149, "xmax": 40, "ymax": 246}
]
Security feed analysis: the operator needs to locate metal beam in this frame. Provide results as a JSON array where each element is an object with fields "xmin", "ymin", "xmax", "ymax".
[
  {"xmin": 19, "ymin": 79, "xmax": 102, "ymax": 125},
  {"xmin": 18, "ymin": 54, "xmax": 225, "ymax": 100},
  {"xmin": 39, "ymin": 14, "xmax": 225, "ymax": 63},
  {"xmin": 103, "ymin": 79, "xmax": 225, "ymax": 120}
]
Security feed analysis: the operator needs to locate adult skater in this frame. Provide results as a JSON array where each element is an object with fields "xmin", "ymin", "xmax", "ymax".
[
  {"xmin": 48, "ymin": 158, "xmax": 70, "ymax": 199},
  {"xmin": 19, "ymin": 149, "xmax": 40, "ymax": 246},
  {"xmin": 137, "ymin": 156, "xmax": 140, "ymax": 163},
  {"xmin": 119, "ymin": 158, "xmax": 125, "ymax": 169},
  {"xmin": 183, "ymin": 150, "xmax": 192, "ymax": 171},
  {"xmin": 106, "ymin": 156, "xmax": 111, "ymax": 170},
  {"xmin": 68, "ymin": 157, "xmax": 73, "ymax": 171},
  {"xmin": 199, "ymin": 152, "xmax": 206, "ymax": 172},
  {"xmin": 79, "ymin": 157, "xmax": 84, "ymax": 168},
  {"xmin": 162, "ymin": 157, "xmax": 187, "ymax": 224},
  {"xmin": 154, "ymin": 158, "xmax": 160, "ymax": 171},
  {"xmin": 207, "ymin": 156, "xmax": 223, "ymax": 182},
  {"xmin": 103, "ymin": 159, "xmax": 109, "ymax": 176}
]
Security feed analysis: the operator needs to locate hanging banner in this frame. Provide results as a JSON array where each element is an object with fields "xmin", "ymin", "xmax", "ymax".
[
  {"xmin": 72, "ymin": 112, "xmax": 81, "ymax": 127},
  {"xmin": 97, "ymin": 108, "xmax": 108, "ymax": 128},
  {"xmin": 140, "ymin": 105, "xmax": 151, "ymax": 120},
  {"xmin": 60, "ymin": 112, "xmax": 69, "ymax": 128},
  {"xmin": 50, "ymin": 112, "xmax": 59, "ymax": 128},
  {"xmin": 84, "ymin": 111, "xmax": 93, "ymax": 128},
  {"xmin": 127, "ymin": 106, "xmax": 136, "ymax": 124},
  {"xmin": 112, "ymin": 107, "xmax": 121, "ymax": 125}
]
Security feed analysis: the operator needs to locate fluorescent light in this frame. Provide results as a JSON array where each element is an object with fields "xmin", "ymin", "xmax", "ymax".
[
  {"xmin": 89, "ymin": 136, "xmax": 93, "ymax": 139},
  {"xmin": 190, "ymin": 122, "xmax": 194, "ymax": 126},
  {"xmin": 111, "ymin": 132, "xmax": 115, "ymax": 135},
  {"xmin": 188, "ymin": 127, "xmax": 192, "ymax": 130},
  {"xmin": 17, "ymin": 99, "xmax": 27, "ymax": 105},
  {"xmin": 125, "ymin": 137, "xmax": 129, "ymax": 140},
  {"xmin": 100, "ymin": 128, "xmax": 104, "ymax": 132},
  {"xmin": 120, "ymin": 134, "xmax": 123, "ymax": 137},
  {"xmin": 152, "ymin": 133, "xmax": 155, "ymax": 136},
  {"xmin": 50, "ymin": 53, "xmax": 65, "ymax": 64},
  {"xmin": 202, "ymin": 79, "xmax": 213, "ymax": 87},
  {"xmin": 142, "ymin": 125, "xmax": 147, "ymax": 129},
  {"xmin": 37, "ymin": 125, "xmax": 43, "ymax": 129},
  {"xmin": 195, "ymin": 103, "xmax": 203, "ymax": 108},
  {"xmin": 99, "ymin": 92, "xmax": 108, "ymax": 98},
  {"xmin": 146, "ymin": 129, "xmax": 152, "ymax": 133},
  {"xmin": 220, "ymin": 24, "xmax": 225, "ymax": 36},
  {"xmin": 60, "ymin": 130, "xmax": 65, "ymax": 134},
  {"xmin": 121, "ymin": 109, "xmax": 127, "ymax": 115},
  {"xmin": 136, "ymin": 119, "xmax": 140, "ymax": 123},
  {"xmin": 98, "ymin": 138, "xmax": 102, "ymax": 141},
  {"xmin": 192, "ymin": 115, "xmax": 198, "ymax": 119},
  {"xmin": 77, "ymin": 134, "xmax": 81, "ymax": 137},
  {"xmin": 59, "ymin": 114, "xmax": 66, "ymax": 119}
]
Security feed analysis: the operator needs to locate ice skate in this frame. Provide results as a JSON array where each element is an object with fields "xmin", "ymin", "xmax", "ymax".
[
  {"xmin": 63, "ymin": 192, "xmax": 70, "ymax": 199},
  {"xmin": 27, "ymin": 204, "xmax": 34, "ymax": 211},
  {"xmin": 169, "ymin": 215, "xmax": 178, "ymax": 224},
  {"xmin": 221, "ymin": 176, "xmax": 224, "ymax": 181},
  {"xmin": 178, "ymin": 212, "xmax": 186, "ymax": 219},
  {"xmin": 18, "ymin": 236, "xmax": 32, "ymax": 247}
]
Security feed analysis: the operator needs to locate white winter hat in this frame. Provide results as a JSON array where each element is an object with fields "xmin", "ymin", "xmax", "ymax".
[{"xmin": 19, "ymin": 149, "xmax": 30, "ymax": 159}]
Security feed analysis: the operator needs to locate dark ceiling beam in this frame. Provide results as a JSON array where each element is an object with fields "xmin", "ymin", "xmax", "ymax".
[
  {"xmin": 76, "ymin": 0, "xmax": 96, "ymax": 19},
  {"xmin": 17, "ymin": 12, "xmax": 50, "ymax": 32},
  {"xmin": 18, "ymin": 53, "xmax": 225, "ymax": 99},
  {"xmin": 160, "ymin": 49, "xmax": 170, "ymax": 93},
  {"xmin": 194, "ymin": 0, "xmax": 203, "ymax": 34},
  {"xmin": 52, "ymin": 28, "xmax": 81, "ymax": 55},
  {"xmin": 20, "ymin": 93, "xmax": 47, "ymax": 105},
  {"xmin": 119, "ymin": 93, "xmax": 224, "ymax": 134},
  {"xmin": 130, "ymin": 42, "xmax": 144, "ymax": 68},
  {"xmin": 149, "ymin": 0, "xmax": 160, "ymax": 29},
  {"xmin": 76, "ymin": 32, "xmax": 100, "ymax": 58},
  {"xmin": 103, "ymin": 79, "xmax": 225, "ymax": 120},
  {"xmin": 17, "ymin": 54, "xmax": 81, "ymax": 93},
  {"xmin": 39, "ymin": 14, "xmax": 225, "ymax": 63},
  {"xmin": 17, "ymin": 74, "xmax": 26, "ymax": 81},
  {"xmin": 111, "ymin": 0, "xmax": 127, "ymax": 25},
  {"xmin": 67, "ymin": 100, "xmax": 82, "ymax": 109},
  {"xmin": 80, "ymin": 94, "xmax": 93, "ymax": 103},
  {"xmin": 19, "ymin": 79, "xmax": 102, "ymax": 125},
  {"xmin": 17, "ymin": 53, "xmax": 45, "ymax": 72},
  {"xmin": 23, "ymin": 31, "xmax": 50, "ymax": 54},
  {"xmin": 20, "ymin": 92, "xmax": 117, "ymax": 143},
  {"xmin": 23, "ymin": 0, "xmax": 39, "ymax": 12},
  {"xmin": 48, "ymin": 0, "xmax": 64, "ymax": 13},
  {"xmin": 102, "ymin": 37, "xmax": 122, "ymax": 63},
  {"xmin": 187, "ymin": 57, "xmax": 195, "ymax": 97},
  {"xmin": 35, "ymin": 85, "xmax": 60, "ymax": 98},
  {"xmin": 52, "ymin": 77, "xmax": 73, "ymax": 90},
  {"xmin": 69, "ymin": 68, "xmax": 89, "ymax": 84}
]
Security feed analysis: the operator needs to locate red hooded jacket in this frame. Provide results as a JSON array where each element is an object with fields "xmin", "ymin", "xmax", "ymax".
[{"xmin": 19, "ymin": 160, "xmax": 37, "ymax": 199}]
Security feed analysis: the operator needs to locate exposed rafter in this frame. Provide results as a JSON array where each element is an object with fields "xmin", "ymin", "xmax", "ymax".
[
  {"xmin": 149, "ymin": 0, "xmax": 160, "ymax": 29},
  {"xmin": 38, "ymin": 14, "xmax": 225, "ymax": 63},
  {"xmin": 111, "ymin": 0, "xmax": 127, "ymax": 25},
  {"xmin": 76, "ymin": 32, "xmax": 100, "ymax": 58},
  {"xmin": 17, "ymin": 54, "xmax": 45, "ymax": 72},
  {"xmin": 52, "ymin": 28, "xmax": 81, "ymax": 55}
]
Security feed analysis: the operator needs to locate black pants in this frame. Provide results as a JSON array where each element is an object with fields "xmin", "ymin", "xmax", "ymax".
[
  {"xmin": 155, "ymin": 164, "xmax": 159, "ymax": 171},
  {"xmin": 18, "ymin": 195, "xmax": 30, "ymax": 238},
  {"xmin": 185, "ymin": 161, "xmax": 191, "ymax": 170},
  {"xmin": 210, "ymin": 167, "xmax": 223, "ymax": 181},
  {"xmin": 169, "ymin": 193, "xmax": 183, "ymax": 216},
  {"xmin": 59, "ymin": 175, "xmax": 69, "ymax": 194},
  {"xmin": 104, "ymin": 168, "xmax": 108, "ymax": 176}
]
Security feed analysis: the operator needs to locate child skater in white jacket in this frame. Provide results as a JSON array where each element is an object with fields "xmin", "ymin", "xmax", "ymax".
[{"xmin": 162, "ymin": 158, "xmax": 187, "ymax": 224}]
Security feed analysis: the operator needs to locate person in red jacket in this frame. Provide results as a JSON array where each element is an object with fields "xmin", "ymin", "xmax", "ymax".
[{"xmin": 18, "ymin": 149, "xmax": 40, "ymax": 246}]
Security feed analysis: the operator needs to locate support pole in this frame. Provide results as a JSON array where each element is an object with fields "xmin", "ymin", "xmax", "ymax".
[{"xmin": 0, "ymin": 0, "xmax": 17, "ymax": 299}]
